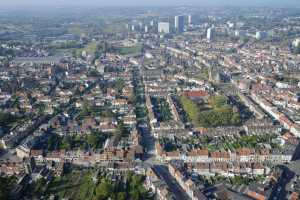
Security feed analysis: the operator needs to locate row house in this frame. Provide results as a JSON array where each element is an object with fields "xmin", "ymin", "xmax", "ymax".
[
  {"xmin": 45, "ymin": 150, "xmax": 65, "ymax": 163},
  {"xmin": 0, "ymin": 161, "xmax": 24, "ymax": 176},
  {"xmin": 244, "ymin": 125, "xmax": 278, "ymax": 135},
  {"xmin": 196, "ymin": 126, "xmax": 242, "ymax": 137},
  {"xmin": 106, "ymin": 162, "xmax": 135, "ymax": 173},
  {"xmin": 122, "ymin": 87, "xmax": 134, "ymax": 98},
  {"xmin": 94, "ymin": 98, "xmax": 105, "ymax": 107},
  {"xmin": 129, "ymin": 130, "xmax": 141, "ymax": 146},
  {"xmin": 145, "ymin": 168, "xmax": 174, "ymax": 200},
  {"xmin": 1, "ymin": 120, "xmax": 35, "ymax": 149},
  {"xmin": 123, "ymin": 114, "xmax": 137, "ymax": 127},
  {"xmin": 192, "ymin": 162, "xmax": 267, "ymax": 177},
  {"xmin": 30, "ymin": 150, "xmax": 45, "ymax": 163},
  {"xmin": 185, "ymin": 149, "xmax": 209, "ymax": 162},
  {"xmin": 157, "ymin": 142, "xmax": 293, "ymax": 164},
  {"xmin": 166, "ymin": 95, "xmax": 181, "ymax": 122},
  {"xmin": 251, "ymin": 92, "xmax": 300, "ymax": 137},
  {"xmin": 99, "ymin": 117, "xmax": 118, "ymax": 133},
  {"xmin": 210, "ymin": 151, "xmax": 231, "ymax": 162},
  {"xmin": 38, "ymin": 96, "xmax": 52, "ymax": 104},
  {"xmin": 161, "ymin": 151, "xmax": 180, "ymax": 161},
  {"xmin": 106, "ymin": 88, "xmax": 117, "ymax": 99},
  {"xmin": 146, "ymin": 95, "xmax": 157, "ymax": 126},
  {"xmin": 99, "ymin": 123, "xmax": 117, "ymax": 133},
  {"xmin": 112, "ymin": 98, "xmax": 127, "ymax": 107},
  {"xmin": 282, "ymin": 132, "xmax": 299, "ymax": 145},
  {"xmin": 169, "ymin": 161, "xmax": 207, "ymax": 200},
  {"xmin": 30, "ymin": 147, "xmax": 140, "ymax": 167}
]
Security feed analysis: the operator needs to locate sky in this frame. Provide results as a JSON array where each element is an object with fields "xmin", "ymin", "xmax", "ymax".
[{"xmin": 0, "ymin": 0, "xmax": 300, "ymax": 7}]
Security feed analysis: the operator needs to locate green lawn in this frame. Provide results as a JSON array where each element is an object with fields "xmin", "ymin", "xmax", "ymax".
[
  {"xmin": 192, "ymin": 67, "xmax": 209, "ymax": 80},
  {"xmin": 114, "ymin": 45, "xmax": 142, "ymax": 55},
  {"xmin": 84, "ymin": 42, "xmax": 98, "ymax": 55},
  {"xmin": 179, "ymin": 95, "xmax": 241, "ymax": 128},
  {"xmin": 179, "ymin": 96, "xmax": 201, "ymax": 126},
  {"xmin": 69, "ymin": 26, "xmax": 85, "ymax": 36}
]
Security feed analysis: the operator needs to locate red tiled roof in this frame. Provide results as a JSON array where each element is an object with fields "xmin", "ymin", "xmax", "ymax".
[
  {"xmin": 183, "ymin": 90, "xmax": 208, "ymax": 97},
  {"xmin": 246, "ymin": 191, "xmax": 266, "ymax": 200}
]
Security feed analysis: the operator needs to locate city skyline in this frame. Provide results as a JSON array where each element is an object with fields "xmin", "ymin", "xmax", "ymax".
[{"xmin": 1, "ymin": 0, "xmax": 300, "ymax": 7}]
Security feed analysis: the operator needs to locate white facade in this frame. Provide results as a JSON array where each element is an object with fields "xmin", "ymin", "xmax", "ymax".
[
  {"xmin": 293, "ymin": 38, "xmax": 300, "ymax": 47},
  {"xmin": 158, "ymin": 22, "xmax": 170, "ymax": 34},
  {"xmin": 207, "ymin": 28, "xmax": 214, "ymax": 40},
  {"xmin": 188, "ymin": 15, "xmax": 192, "ymax": 25},
  {"xmin": 256, "ymin": 31, "xmax": 268, "ymax": 40}
]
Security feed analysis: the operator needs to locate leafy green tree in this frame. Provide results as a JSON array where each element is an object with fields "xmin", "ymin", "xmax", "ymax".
[
  {"xmin": 114, "ymin": 79, "xmax": 125, "ymax": 94},
  {"xmin": 37, "ymin": 103, "xmax": 46, "ymax": 115},
  {"xmin": 47, "ymin": 133, "xmax": 61, "ymax": 151},
  {"xmin": 59, "ymin": 136, "xmax": 71, "ymax": 150},
  {"xmin": 116, "ymin": 192, "xmax": 126, "ymax": 200},
  {"xmin": 115, "ymin": 121, "xmax": 130, "ymax": 138},
  {"xmin": 81, "ymin": 101, "xmax": 92, "ymax": 116},
  {"xmin": 86, "ymin": 132, "xmax": 107, "ymax": 149},
  {"xmin": 151, "ymin": 97, "xmax": 173, "ymax": 122},
  {"xmin": 0, "ymin": 176, "xmax": 16, "ymax": 200},
  {"xmin": 0, "ymin": 112, "xmax": 19, "ymax": 128},
  {"xmin": 71, "ymin": 49, "xmax": 77, "ymax": 58},
  {"xmin": 231, "ymin": 113, "xmax": 241, "ymax": 125},
  {"xmin": 95, "ymin": 180, "xmax": 113, "ymax": 200}
]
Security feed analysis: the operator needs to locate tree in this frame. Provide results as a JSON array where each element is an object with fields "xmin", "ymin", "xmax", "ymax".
[
  {"xmin": 60, "ymin": 136, "xmax": 71, "ymax": 150},
  {"xmin": 78, "ymin": 101, "xmax": 92, "ymax": 118},
  {"xmin": 0, "ymin": 112, "xmax": 18, "ymax": 128},
  {"xmin": 115, "ymin": 121, "xmax": 130, "ymax": 138},
  {"xmin": 0, "ymin": 176, "xmax": 16, "ymax": 200},
  {"xmin": 151, "ymin": 97, "xmax": 172, "ymax": 122},
  {"xmin": 71, "ymin": 49, "xmax": 77, "ymax": 58},
  {"xmin": 37, "ymin": 103, "xmax": 46, "ymax": 115},
  {"xmin": 86, "ymin": 132, "xmax": 107, "ymax": 149},
  {"xmin": 114, "ymin": 79, "xmax": 125, "ymax": 94},
  {"xmin": 47, "ymin": 133, "xmax": 61, "ymax": 151},
  {"xmin": 117, "ymin": 192, "xmax": 126, "ymax": 200},
  {"xmin": 231, "ymin": 113, "xmax": 241, "ymax": 125},
  {"xmin": 128, "ymin": 175, "xmax": 150, "ymax": 200},
  {"xmin": 95, "ymin": 180, "xmax": 113, "ymax": 200}
]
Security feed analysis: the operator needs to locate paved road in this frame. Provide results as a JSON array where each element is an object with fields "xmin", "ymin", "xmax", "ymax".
[
  {"xmin": 153, "ymin": 165, "xmax": 190, "ymax": 200},
  {"xmin": 269, "ymin": 165, "xmax": 295, "ymax": 200},
  {"xmin": 292, "ymin": 142, "xmax": 300, "ymax": 161}
]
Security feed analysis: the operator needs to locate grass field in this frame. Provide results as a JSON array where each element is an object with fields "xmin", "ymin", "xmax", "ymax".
[
  {"xmin": 193, "ymin": 67, "xmax": 209, "ymax": 80},
  {"xmin": 114, "ymin": 45, "xmax": 142, "ymax": 55},
  {"xmin": 179, "ymin": 96, "xmax": 201, "ymax": 126},
  {"xmin": 179, "ymin": 95, "xmax": 241, "ymax": 128},
  {"xmin": 84, "ymin": 42, "xmax": 98, "ymax": 55},
  {"xmin": 46, "ymin": 170, "xmax": 96, "ymax": 200}
]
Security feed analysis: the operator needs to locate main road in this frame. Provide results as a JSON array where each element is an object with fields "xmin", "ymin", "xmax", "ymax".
[{"xmin": 153, "ymin": 165, "xmax": 190, "ymax": 200}]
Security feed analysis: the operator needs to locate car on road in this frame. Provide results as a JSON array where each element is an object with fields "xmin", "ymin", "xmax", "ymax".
[{"xmin": 277, "ymin": 186, "xmax": 282, "ymax": 192}]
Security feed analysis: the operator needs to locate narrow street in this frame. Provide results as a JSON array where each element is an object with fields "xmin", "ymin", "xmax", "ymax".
[
  {"xmin": 153, "ymin": 165, "xmax": 190, "ymax": 200},
  {"xmin": 269, "ymin": 165, "xmax": 295, "ymax": 200}
]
